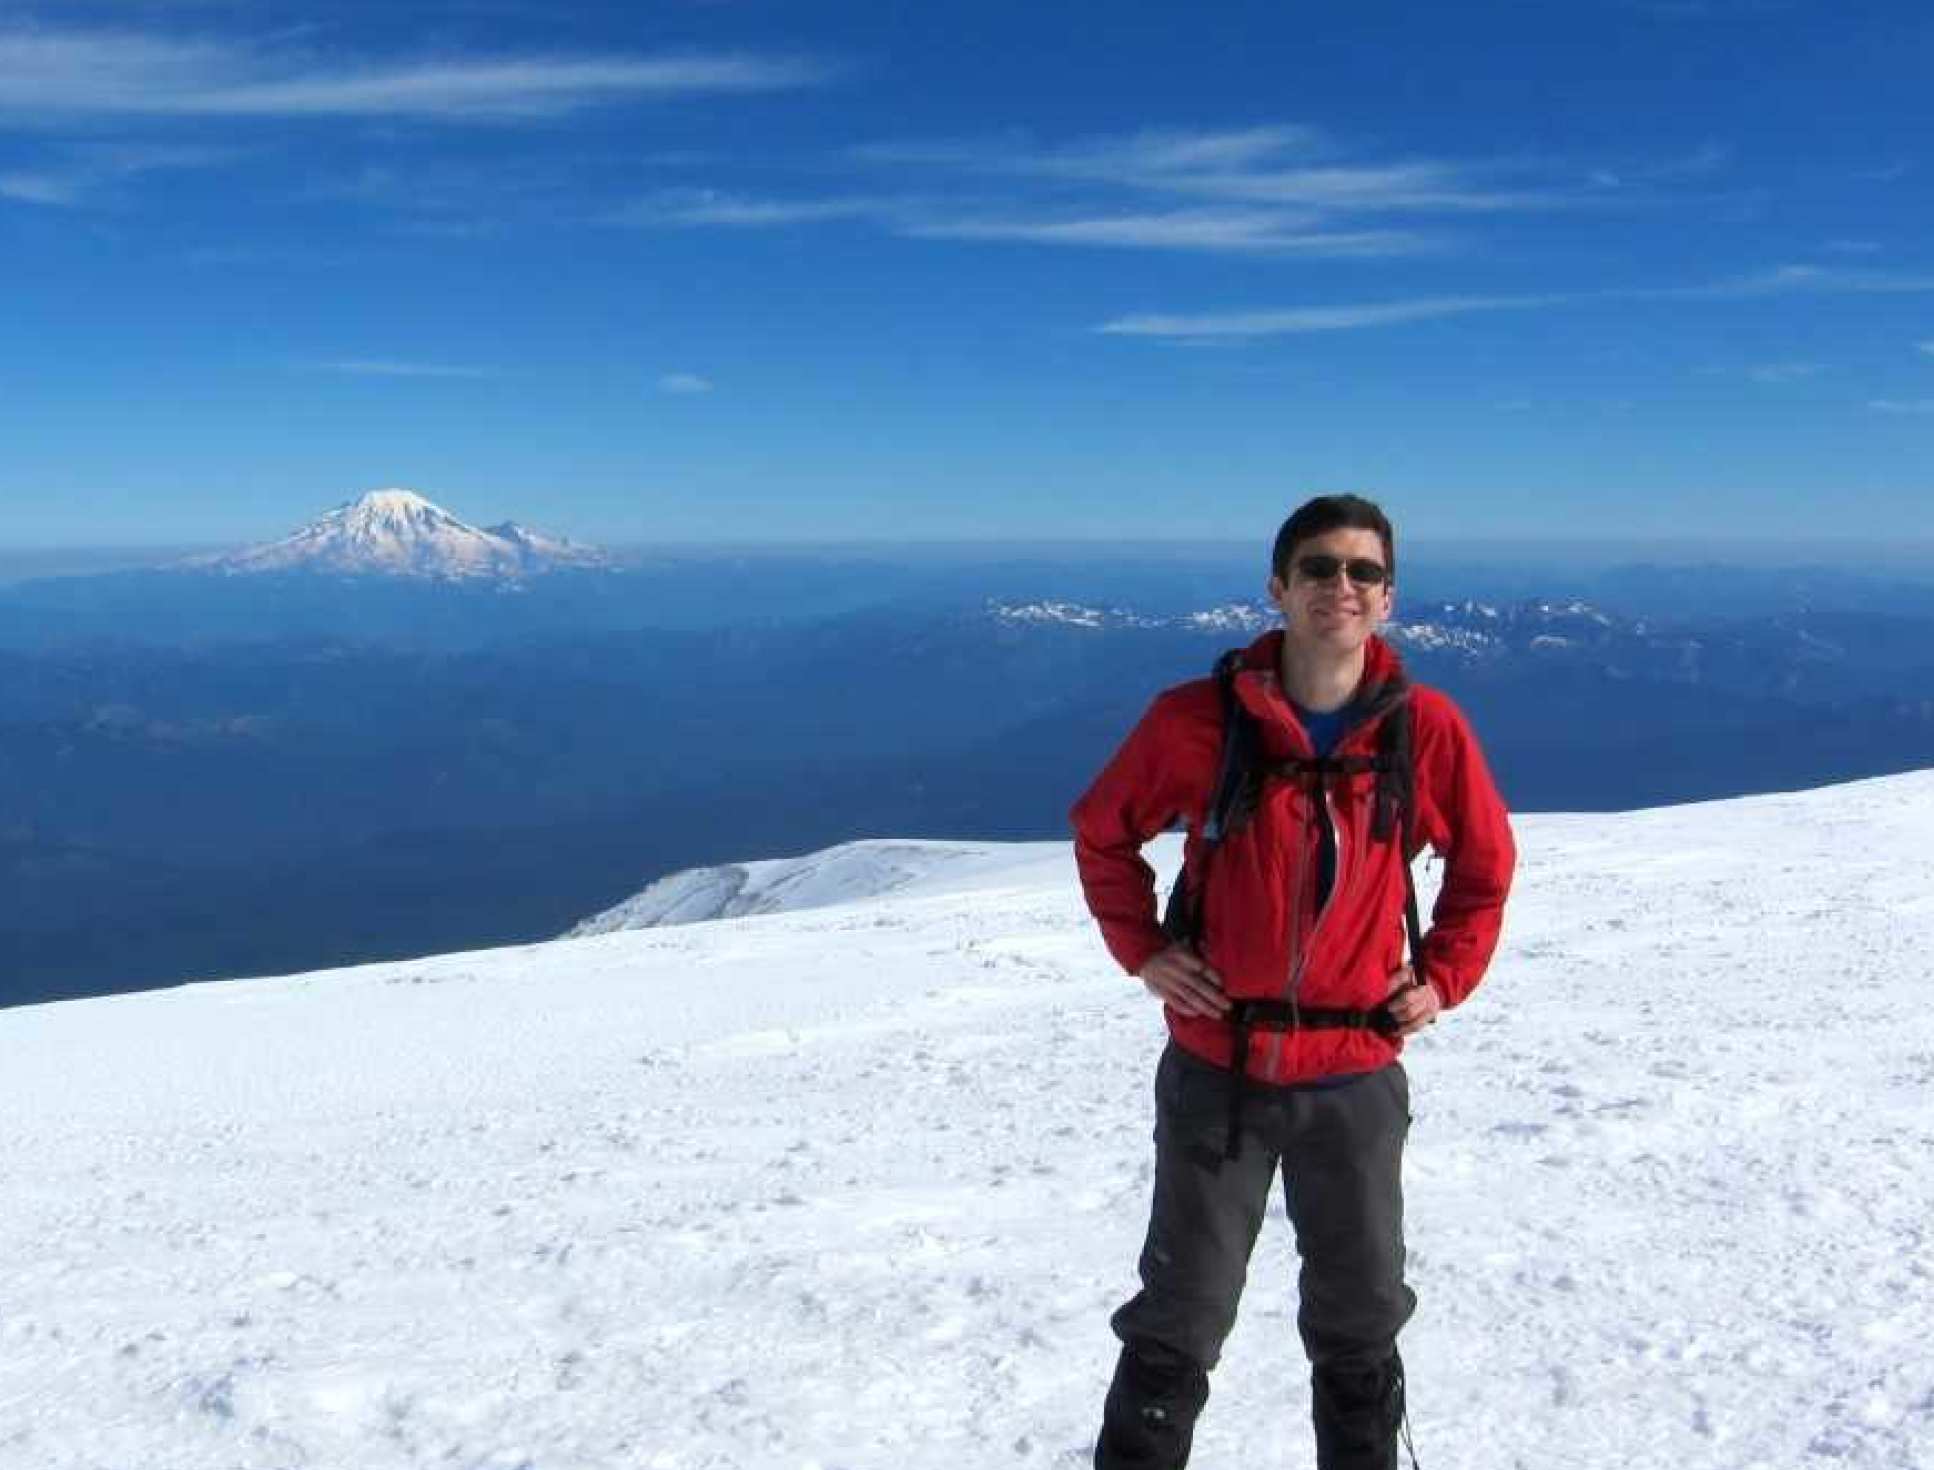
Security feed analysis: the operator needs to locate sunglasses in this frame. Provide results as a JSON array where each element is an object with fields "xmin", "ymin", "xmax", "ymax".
[{"xmin": 1294, "ymin": 554, "xmax": 1390, "ymax": 588}]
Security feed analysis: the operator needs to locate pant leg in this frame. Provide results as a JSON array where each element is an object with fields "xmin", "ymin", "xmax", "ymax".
[
  {"xmin": 1278, "ymin": 1064, "xmax": 1416, "ymax": 1470},
  {"xmin": 1279, "ymin": 1063, "xmax": 1415, "ymax": 1368},
  {"xmin": 1096, "ymin": 1043, "xmax": 1278, "ymax": 1470}
]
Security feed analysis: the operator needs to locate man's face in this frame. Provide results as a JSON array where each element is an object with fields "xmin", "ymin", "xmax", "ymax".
[{"xmin": 1266, "ymin": 526, "xmax": 1394, "ymax": 655}]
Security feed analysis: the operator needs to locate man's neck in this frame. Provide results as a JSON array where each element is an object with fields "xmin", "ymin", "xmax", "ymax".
[{"xmin": 1278, "ymin": 636, "xmax": 1367, "ymax": 714}]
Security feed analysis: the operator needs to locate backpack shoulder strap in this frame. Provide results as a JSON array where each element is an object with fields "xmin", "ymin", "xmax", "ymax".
[
  {"xmin": 1377, "ymin": 699, "xmax": 1429, "ymax": 991},
  {"xmin": 1161, "ymin": 649, "xmax": 1252, "ymax": 948},
  {"xmin": 1200, "ymin": 648, "xmax": 1254, "ymax": 844}
]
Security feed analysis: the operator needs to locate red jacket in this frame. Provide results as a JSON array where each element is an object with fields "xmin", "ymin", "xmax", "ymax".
[{"xmin": 1071, "ymin": 631, "xmax": 1515, "ymax": 1084}]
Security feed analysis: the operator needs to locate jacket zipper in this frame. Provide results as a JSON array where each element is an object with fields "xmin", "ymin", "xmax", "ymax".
[{"xmin": 1278, "ymin": 783, "xmax": 1349, "ymax": 1079}]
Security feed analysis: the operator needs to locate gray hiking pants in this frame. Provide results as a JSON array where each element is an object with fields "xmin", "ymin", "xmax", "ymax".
[{"xmin": 1097, "ymin": 1041, "xmax": 1416, "ymax": 1469}]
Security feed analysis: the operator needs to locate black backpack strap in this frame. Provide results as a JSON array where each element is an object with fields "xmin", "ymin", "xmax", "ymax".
[
  {"xmin": 1378, "ymin": 700, "xmax": 1428, "ymax": 996},
  {"xmin": 1202, "ymin": 648, "xmax": 1256, "ymax": 843},
  {"xmin": 1161, "ymin": 649, "xmax": 1251, "ymax": 948}
]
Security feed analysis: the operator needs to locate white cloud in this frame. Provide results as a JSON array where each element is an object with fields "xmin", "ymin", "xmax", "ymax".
[
  {"xmin": 849, "ymin": 126, "xmax": 1322, "ymax": 177},
  {"xmin": 1747, "ymin": 362, "xmax": 1827, "ymax": 383},
  {"xmin": 902, "ymin": 209, "xmax": 1433, "ymax": 257},
  {"xmin": 1097, "ymin": 266, "xmax": 1934, "ymax": 346},
  {"xmin": 614, "ymin": 125, "xmax": 1726, "ymax": 262},
  {"xmin": 657, "ymin": 373, "xmax": 713, "ymax": 395},
  {"xmin": 1869, "ymin": 399, "xmax": 1934, "ymax": 415},
  {"xmin": 1002, "ymin": 126, "xmax": 1333, "ymax": 187},
  {"xmin": 0, "ymin": 170, "xmax": 80, "ymax": 204},
  {"xmin": 1655, "ymin": 265, "xmax": 1934, "ymax": 299},
  {"xmin": 613, "ymin": 190, "xmax": 887, "ymax": 228},
  {"xmin": 0, "ymin": 29, "xmax": 833, "ymax": 121},
  {"xmin": 1097, "ymin": 294, "xmax": 1560, "ymax": 339},
  {"xmin": 0, "ymin": 30, "xmax": 232, "ymax": 113},
  {"xmin": 1587, "ymin": 141, "xmax": 1732, "ymax": 191},
  {"xmin": 1918, "ymin": 341, "xmax": 1934, "ymax": 357},
  {"xmin": 615, "ymin": 189, "xmax": 1437, "ymax": 258},
  {"xmin": 0, "ymin": 138, "xmax": 238, "ymax": 204},
  {"xmin": 194, "ymin": 56, "xmax": 831, "ymax": 120},
  {"xmin": 1161, "ymin": 162, "xmax": 1553, "ymax": 213},
  {"xmin": 855, "ymin": 127, "xmax": 1578, "ymax": 216},
  {"xmin": 1031, "ymin": 125, "xmax": 1325, "ymax": 177}
]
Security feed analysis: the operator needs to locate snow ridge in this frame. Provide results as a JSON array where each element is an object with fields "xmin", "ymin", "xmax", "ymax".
[{"xmin": 567, "ymin": 838, "xmax": 1051, "ymax": 935}]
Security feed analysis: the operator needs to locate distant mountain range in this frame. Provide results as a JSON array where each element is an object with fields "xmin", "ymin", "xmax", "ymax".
[
  {"xmin": 184, "ymin": 488, "xmax": 612, "ymax": 581},
  {"xmin": 5, "ymin": 555, "xmax": 1934, "ymax": 1006},
  {"xmin": 987, "ymin": 594, "xmax": 1918, "ymax": 701}
]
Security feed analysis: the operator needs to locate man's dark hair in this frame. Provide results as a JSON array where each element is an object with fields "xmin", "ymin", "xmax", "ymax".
[{"xmin": 1271, "ymin": 494, "xmax": 1396, "ymax": 584}]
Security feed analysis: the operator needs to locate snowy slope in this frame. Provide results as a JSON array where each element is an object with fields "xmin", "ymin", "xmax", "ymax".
[
  {"xmin": 3, "ymin": 774, "xmax": 1933, "ymax": 1469},
  {"xmin": 566, "ymin": 838, "xmax": 1068, "ymax": 934}
]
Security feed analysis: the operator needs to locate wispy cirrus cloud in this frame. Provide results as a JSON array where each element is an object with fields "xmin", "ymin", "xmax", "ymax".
[
  {"xmin": 854, "ymin": 127, "xmax": 1571, "ymax": 215},
  {"xmin": 849, "ymin": 125, "xmax": 1318, "ymax": 175},
  {"xmin": 612, "ymin": 124, "xmax": 1726, "ymax": 260},
  {"xmin": 0, "ymin": 28, "xmax": 834, "ymax": 121},
  {"xmin": 1869, "ymin": 399, "xmax": 1934, "ymax": 414},
  {"xmin": 657, "ymin": 372, "xmax": 713, "ymax": 395},
  {"xmin": 0, "ymin": 138, "xmax": 237, "ymax": 205},
  {"xmin": 1097, "ymin": 294, "xmax": 1560, "ymax": 340},
  {"xmin": 1585, "ymin": 140, "xmax": 1732, "ymax": 190},
  {"xmin": 1648, "ymin": 264, "xmax": 1934, "ymax": 299},
  {"xmin": 899, "ymin": 208, "xmax": 1435, "ymax": 257},
  {"xmin": 0, "ymin": 170, "xmax": 79, "ymax": 204},
  {"xmin": 1165, "ymin": 161, "xmax": 1565, "ymax": 213},
  {"xmin": 610, "ymin": 189, "xmax": 891, "ymax": 229},
  {"xmin": 1747, "ymin": 361, "xmax": 1828, "ymax": 383},
  {"xmin": 614, "ymin": 187, "xmax": 1442, "ymax": 257},
  {"xmin": 188, "ymin": 55, "xmax": 832, "ymax": 120},
  {"xmin": 1918, "ymin": 340, "xmax": 1934, "ymax": 357},
  {"xmin": 1097, "ymin": 263, "xmax": 1934, "ymax": 343}
]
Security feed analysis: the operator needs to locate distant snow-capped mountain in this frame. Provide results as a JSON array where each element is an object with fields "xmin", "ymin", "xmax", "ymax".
[
  {"xmin": 194, "ymin": 489, "xmax": 611, "ymax": 581},
  {"xmin": 983, "ymin": 596, "xmax": 1716, "ymax": 673},
  {"xmin": 984, "ymin": 596, "xmax": 1597, "ymax": 655}
]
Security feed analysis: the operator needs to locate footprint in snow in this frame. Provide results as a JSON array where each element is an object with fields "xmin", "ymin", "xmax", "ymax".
[{"xmin": 1489, "ymin": 1121, "xmax": 1549, "ymax": 1139}]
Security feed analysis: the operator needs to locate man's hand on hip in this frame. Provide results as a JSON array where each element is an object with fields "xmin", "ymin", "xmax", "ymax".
[
  {"xmin": 1137, "ymin": 945, "xmax": 1231, "ymax": 1018},
  {"xmin": 1383, "ymin": 964, "xmax": 1443, "ymax": 1037}
]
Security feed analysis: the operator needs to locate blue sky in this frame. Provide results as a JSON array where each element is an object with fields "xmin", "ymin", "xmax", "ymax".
[{"xmin": 2, "ymin": 0, "xmax": 1932, "ymax": 548}]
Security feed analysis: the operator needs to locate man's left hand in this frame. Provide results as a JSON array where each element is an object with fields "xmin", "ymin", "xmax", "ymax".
[{"xmin": 1383, "ymin": 965, "xmax": 1443, "ymax": 1038}]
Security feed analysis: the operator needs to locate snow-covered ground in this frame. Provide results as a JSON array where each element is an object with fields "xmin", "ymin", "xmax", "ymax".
[{"xmin": 3, "ymin": 773, "xmax": 1932, "ymax": 1469}]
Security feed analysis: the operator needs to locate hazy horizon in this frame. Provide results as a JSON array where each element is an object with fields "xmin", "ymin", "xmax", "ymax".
[{"xmin": 5, "ymin": 533, "xmax": 1933, "ymax": 579}]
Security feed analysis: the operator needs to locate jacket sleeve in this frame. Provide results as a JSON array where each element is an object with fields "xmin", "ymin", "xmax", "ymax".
[
  {"xmin": 1410, "ymin": 691, "xmax": 1516, "ymax": 1009},
  {"xmin": 1069, "ymin": 689, "xmax": 1208, "ymax": 977}
]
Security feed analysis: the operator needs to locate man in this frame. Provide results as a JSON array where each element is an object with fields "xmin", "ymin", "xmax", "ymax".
[{"xmin": 1071, "ymin": 495, "xmax": 1515, "ymax": 1470}]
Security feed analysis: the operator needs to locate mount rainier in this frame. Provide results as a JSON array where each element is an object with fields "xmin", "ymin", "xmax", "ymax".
[{"xmin": 192, "ymin": 488, "xmax": 611, "ymax": 581}]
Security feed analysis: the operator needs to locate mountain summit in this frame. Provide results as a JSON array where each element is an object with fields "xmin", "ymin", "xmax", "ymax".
[{"xmin": 199, "ymin": 489, "xmax": 611, "ymax": 580}]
